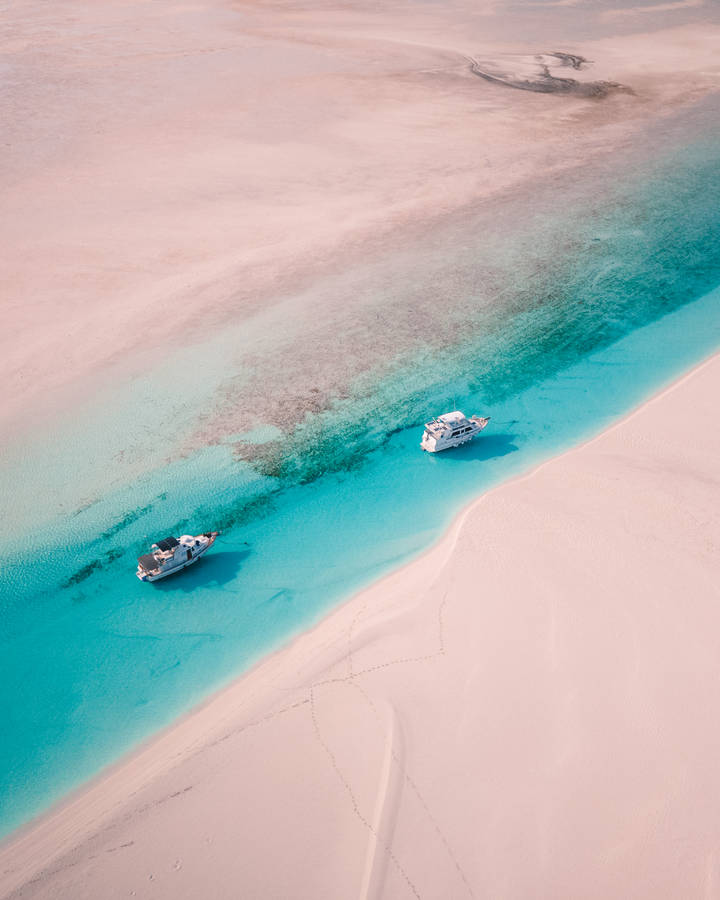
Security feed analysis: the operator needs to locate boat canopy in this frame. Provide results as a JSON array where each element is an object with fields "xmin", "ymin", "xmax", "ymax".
[
  {"xmin": 155, "ymin": 537, "xmax": 179, "ymax": 552},
  {"xmin": 438, "ymin": 411, "xmax": 466, "ymax": 424},
  {"xmin": 138, "ymin": 553, "xmax": 161, "ymax": 571}
]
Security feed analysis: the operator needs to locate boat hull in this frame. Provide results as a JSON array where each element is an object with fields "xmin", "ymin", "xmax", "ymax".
[{"xmin": 421, "ymin": 433, "xmax": 477, "ymax": 452}]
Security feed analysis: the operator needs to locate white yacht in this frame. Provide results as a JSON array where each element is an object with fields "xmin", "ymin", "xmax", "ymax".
[
  {"xmin": 420, "ymin": 411, "xmax": 490, "ymax": 453},
  {"xmin": 136, "ymin": 532, "xmax": 219, "ymax": 582}
]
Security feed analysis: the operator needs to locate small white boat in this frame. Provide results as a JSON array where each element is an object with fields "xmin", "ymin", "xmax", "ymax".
[
  {"xmin": 136, "ymin": 532, "xmax": 219, "ymax": 582},
  {"xmin": 420, "ymin": 411, "xmax": 490, "ymax": 453}
]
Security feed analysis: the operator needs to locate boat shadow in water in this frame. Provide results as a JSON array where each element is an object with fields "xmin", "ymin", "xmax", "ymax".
[
  {"xmin": 447, "ymin": 432, "xmax": 519, "ymax": 462},
  {"xmin": 150, "ymin": 547, "xmax": 251, "ymax": 592}
]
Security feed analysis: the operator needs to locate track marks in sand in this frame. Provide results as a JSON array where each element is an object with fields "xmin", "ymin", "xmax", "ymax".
[
  {"xmin": 204, "ymin": 697, "xmax": 312, "ymax": 752},
  {"xmin": 309, "ymin": 683, "xmax": 420, "ymax": 900},
  {"xmin": 351, "ymin": 679, "xmax": 476, "ymax": 900},
  {"xmin": 343, "ymin": 591, "xmax": 448, "ymax": 686},
  {"xmin": 306, "ymin": 589, "xmax": 474, "ymax": 899},
  {"xmin": 358, "ymin": 697, "xmax": 399, "ymax": 900}
]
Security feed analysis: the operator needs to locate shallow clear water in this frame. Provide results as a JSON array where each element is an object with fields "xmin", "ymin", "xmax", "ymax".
[{"xmin": 2, "ymin": 121, "xmax": 720, "ymax": 838}]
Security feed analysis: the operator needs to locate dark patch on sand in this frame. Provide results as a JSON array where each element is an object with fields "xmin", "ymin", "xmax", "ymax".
[
  {"xmin": 547, "ymin": 51, "xmax": 588, "ymax": 71},
  {"xmin": 468, "ymin": 51, "xmax": 632, "ymax": 99}
]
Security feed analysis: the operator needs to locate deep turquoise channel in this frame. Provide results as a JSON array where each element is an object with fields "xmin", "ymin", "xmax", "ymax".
[{"xmin": 2, "ymin": 116, "xmax": 720, "ymax": 838}]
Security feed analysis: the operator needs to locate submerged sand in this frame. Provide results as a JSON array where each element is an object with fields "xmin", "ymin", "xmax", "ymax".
[{"xmin": 2, "ymin": 351, "xmax": 720, "ymax": 899}]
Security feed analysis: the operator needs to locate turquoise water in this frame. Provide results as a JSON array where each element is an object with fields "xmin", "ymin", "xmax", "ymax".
[{"xmin": 2, "ymin": 120, "xmax": 720, "ymax": 837}]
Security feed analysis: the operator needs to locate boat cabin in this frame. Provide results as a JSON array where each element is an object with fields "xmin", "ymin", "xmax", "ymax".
[{"xmin": 138, "ymin": 535, "xmax": 204, "ymax": 573}]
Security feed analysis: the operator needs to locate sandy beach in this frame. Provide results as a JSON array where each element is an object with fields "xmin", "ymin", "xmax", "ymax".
[
  {"xmin": 3, "ymin": 0, "xmax": 720, "ymax": 892},
  {"xmin": 2, "ymin": 350, "xmax": 719, "ymax": 899}
]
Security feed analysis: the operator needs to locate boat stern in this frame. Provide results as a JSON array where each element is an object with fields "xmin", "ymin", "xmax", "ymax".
[{"xmin": 420, "ymin": 426, "xmax": 439, "ymax": 452}]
